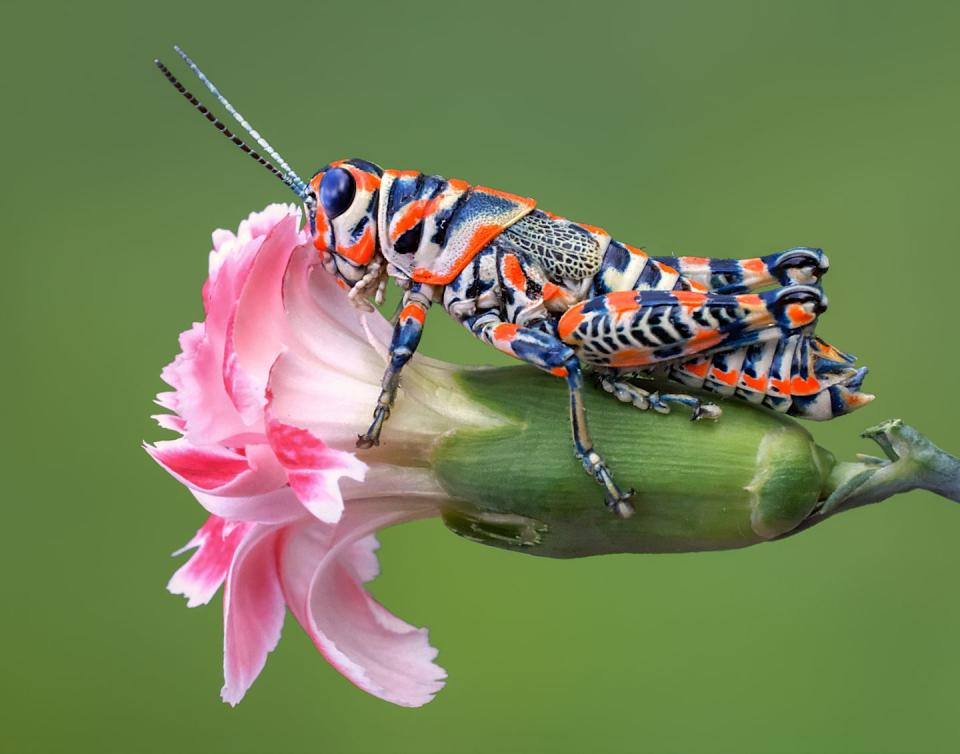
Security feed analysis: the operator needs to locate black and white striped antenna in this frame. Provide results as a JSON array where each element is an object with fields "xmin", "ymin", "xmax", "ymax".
[{"xmin": 154, "ymin": 49, "xmax": 310, "ymax": 200}]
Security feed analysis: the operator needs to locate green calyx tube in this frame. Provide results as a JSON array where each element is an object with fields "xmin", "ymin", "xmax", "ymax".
[{"xmin": 429, "ymin": 367, "xmax": 960, "ymax": 558}]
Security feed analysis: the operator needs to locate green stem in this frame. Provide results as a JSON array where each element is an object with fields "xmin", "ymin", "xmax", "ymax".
[{"xmin": 817, "ymin": 419, "xmax": 960, "ymax": 516}]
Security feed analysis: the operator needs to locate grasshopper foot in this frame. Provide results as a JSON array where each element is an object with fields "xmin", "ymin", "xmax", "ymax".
[
  {"xmin": 689, "ymin": 400, "xmax": 723, "ymax": 421},
  {"xmin": 606, "ymin": 489, "xmax": 636, "ymax": 519},
  {"xmin": 357, "ymin": 405, "xmax": 389, "ymax": 449},
  {"xmin": 583, "ymin": 450, "xmax": 635, "ymax": 518},
  {"xmin": 600, "ymin": 375, "xmax": 721, "ymax": 421},
  {"xmin": 648, "ymin": 390, "xmax": 722, "ymax": 421}
]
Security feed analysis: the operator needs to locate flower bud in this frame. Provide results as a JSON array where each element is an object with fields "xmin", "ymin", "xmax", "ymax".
[{"xmin": 430, "ymin": 369, "xmax": 958, "ymax": 558}]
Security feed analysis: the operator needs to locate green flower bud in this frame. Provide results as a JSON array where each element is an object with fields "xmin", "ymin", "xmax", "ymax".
[{"xmin": 427, "ymin": 367, "xmax": 959, "ymax": 558}]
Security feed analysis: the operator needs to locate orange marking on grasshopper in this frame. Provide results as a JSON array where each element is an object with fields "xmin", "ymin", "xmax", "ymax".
[
  {"xmin": 609, "ymin": 348, "xmax": 654, "ymax": 368},
  {"xmin": 493, "ymin": 323, "xmax": 520, "ymax": 342},
  {"xmin": 399, "ymin": 303, "xmax": 426, "ymax": 326},
  {"xmin": 338, "ymin": 225, "xmax": 375, "ymax": 265},
  {"xmin": 685, "ymin": 330, "xmax": 724, "ymax": 352},
  {"xmin": 354, "ymin": 169, "xmax": 381, "ymax": 193},
  {"xmin": 607, "ymin": 290, "xmax": 641, "ymax": 314},
  {"xmin": 742, "ymin": 372, "xmax": 769, "ymax": 392},
  {"xmin": 786, "ymin": 303, "xmax": 816, "ymax": 327},
  {"xmin": 673, "ymin": 290, "xmax": 708, "ymax": 305},
  {"xmin": 790, "ymin": 374, "xmax": 821, "ymax": 395},
  {"xmin": 502, "ymin": 254, "xmax": 527, "ymax": 290},
  {"xmin": 672, "ymin": 290, "xmax": 708, "ymax": 314},
  {"xmin": 683, "ymin": 359, "xmax": 710, "ymax": 378},
  {"xmin": 710, "ymin": 367, "xmax": 738, "ymax": 386},
  {"xmin": 769, "ymin": 377, "xmax": 789, "ymax": 394},
  {"xmin": 623, "ymin": 243, "xmax": 648, "ymax": 257},
  {"xmin": 542, "ymin": 282, "xmax": 564, "ymax": 301},
  {"xmin": 391, "ymin": 199, "xmax": 431, "ymax": 242},
  {"xmin": 557, "ymin": 306, "xmax": 586, "ymax": 341},
  {"xmin": 550, "ymin": 366, "xmax": 569, "ymax": 378},
  {"xmin": 411, "ymin": 267, "xmax": 443, "ymax": 284},
  {"xmin": 464, "ymin": 223, "xmax": 507, "ymax": 260},
  {"xmin": 655, "ymin": 260, "xmax": 679, "ymax": 277},
  {"xmin": 312, "ymin": 209, "xmax": 330, "ymax": 251},
  {"xmin": 578, "ymin": 223, "xmax": 609, "ymax": 237},
  {"xmin": 386, "ymin": 169, "xmax": 419, "ymax": 178},
  {"xmin": 742, "ymin": 258, "xmax": 766, "ymax": 274}
]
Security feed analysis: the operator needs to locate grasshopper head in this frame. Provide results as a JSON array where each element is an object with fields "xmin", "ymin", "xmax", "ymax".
[
  {"xmin": 153, "ymin": 49, "xmax": 389, "ymax": 309},
  {"xmin": 306, "ymin": 159, "xmax": 387, "ymax": 309}
]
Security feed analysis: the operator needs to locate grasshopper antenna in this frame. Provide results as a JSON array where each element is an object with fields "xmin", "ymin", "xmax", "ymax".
[
  {"xmin": 154, "ymin": 58, "xmax": 309, "ymax": 200},
  {"xmin": 172, "ymin": 46, "xmax": 309, "ymax": 197}
]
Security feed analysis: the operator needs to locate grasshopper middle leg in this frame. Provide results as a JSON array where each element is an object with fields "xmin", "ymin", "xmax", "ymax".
[{"xmin": 357, "ymin": 286, "xmax": 431, "ymax": 449}]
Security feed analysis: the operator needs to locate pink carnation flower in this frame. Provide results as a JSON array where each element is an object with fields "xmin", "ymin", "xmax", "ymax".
[{"xmin": 147, "ymin": 204, "xmax": 490, "ymax": 707}]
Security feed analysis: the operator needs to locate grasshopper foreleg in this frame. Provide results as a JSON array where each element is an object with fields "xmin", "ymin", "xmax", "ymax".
[{"xmin": 357, "ymin": 286, "xmax": 431, "ymax": 449}]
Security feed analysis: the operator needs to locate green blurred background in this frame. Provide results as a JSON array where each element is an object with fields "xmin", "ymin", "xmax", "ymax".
[{"xmin": 4, "ymin": 1, "xmax": 960, "ymax": 751}]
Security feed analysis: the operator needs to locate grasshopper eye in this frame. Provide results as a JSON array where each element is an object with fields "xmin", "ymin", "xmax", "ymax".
[{"xmin": 320, "ymin": 167, "xmax": 356, "ymax": 218}]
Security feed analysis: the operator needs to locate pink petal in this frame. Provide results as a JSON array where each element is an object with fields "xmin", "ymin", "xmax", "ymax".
[
  {"xmin": 224, "ymin": 214, "xmax": 301, "ymax": 425},
  {"xmin": 191, "ymin": 487, "xmax": 306, "ymax": 526},
  {"xmin": 265, "ymin": 347, "xmax": 382, "ymax": 450},
  {"xmin": 168, "ymin": 516, "xmax": 251, "ymax": 608},
  {"xmin": 266, "ymin": 249, "xmax": 408, "ymax": 448},
  {"xmin": 146, "ymin": 439, "xmax": 287, "ymax": 497},
  {"xmin": 152, "ymin": 413, "xmax": 186, "ymax": 432},
  {"xmin": 281, "ymin": 244, "xmax": 393, "ymax": 376},
  {"xmin": 265, "ymin": 417, "xmax": 366, "ymax": 524},
  {"xmin": 160, "ymin": 206, "xmax": 302, "ymax": 446},
  {"xmin": 160, "ymin": 321, "xmax": 251, "ymax": 446},
  {"xmin": 348, "ymin": 534, "xmax": 381, "ymax": 584},
  {"xmin": 279, "ymin": 504, "xmax": 446, "ymax": 707},
  {"xmin": 236, "ymin": 203, "xmax": 300, "ymax": 245},
  {"xmin": 208, "ymin": 205, "xmax": 297, "ymax": 295},
  {"xmin": 204, "ymin": 232, "xmax": 262, "ymax": 321},
  {"xmin": 221, "ymin": 524, "xmax": 286, "ymax": 705}
]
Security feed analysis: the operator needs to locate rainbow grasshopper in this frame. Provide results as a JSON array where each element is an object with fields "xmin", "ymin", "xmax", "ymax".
[{"xmin": 156, "ymin": 47, "xmax": 873, "ymax": 518}]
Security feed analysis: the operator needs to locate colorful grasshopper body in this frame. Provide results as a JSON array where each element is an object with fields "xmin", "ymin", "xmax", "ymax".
[{"xmin": 156, "ymin": 49, "xmax": 874, "ymax": 517}]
